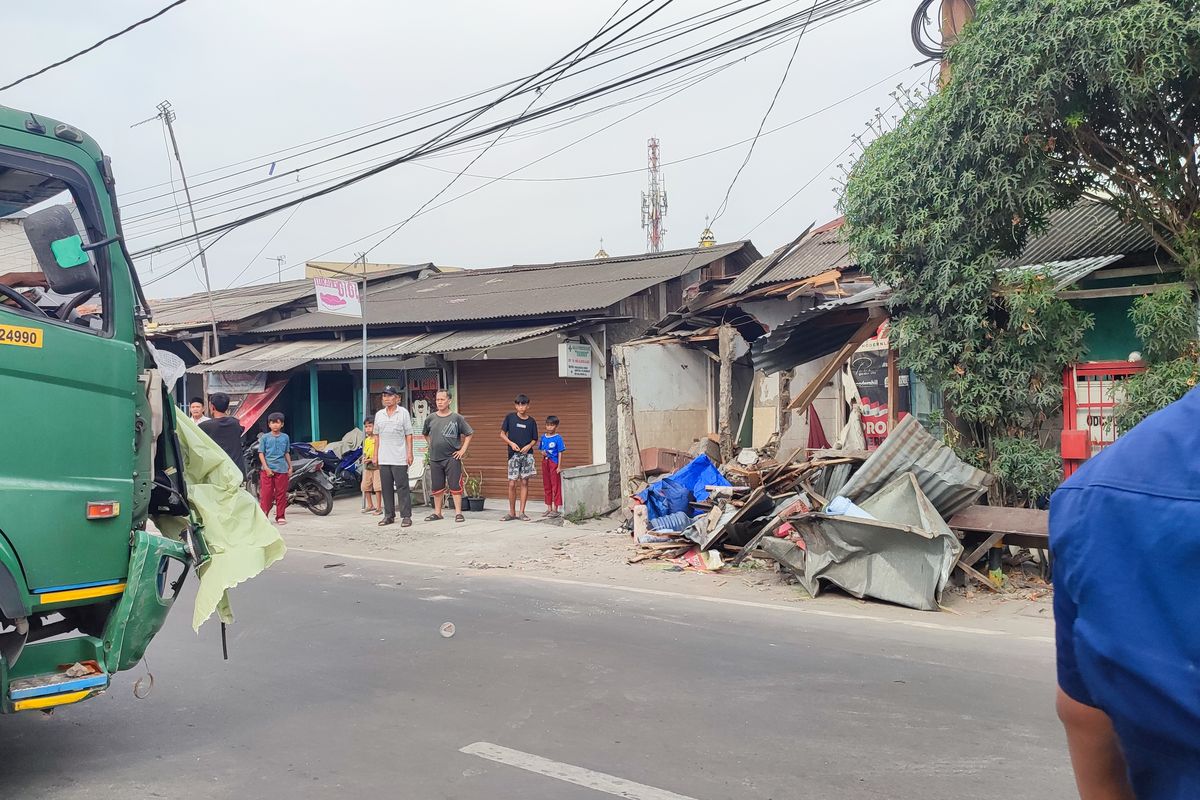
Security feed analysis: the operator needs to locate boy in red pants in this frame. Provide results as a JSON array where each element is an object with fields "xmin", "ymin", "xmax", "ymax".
[
  {"xmin": 538, "ymin": 416, "xmax": 565, "ymax": 518},
  {"xmin": 257, "ymin": 412, "xmax": 292, "ymax": 525}
]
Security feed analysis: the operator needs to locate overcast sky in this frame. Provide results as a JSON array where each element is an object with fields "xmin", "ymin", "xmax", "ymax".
[{"xmin": 3, "ymin": 1, "xmax": 927, "ymax": 299}]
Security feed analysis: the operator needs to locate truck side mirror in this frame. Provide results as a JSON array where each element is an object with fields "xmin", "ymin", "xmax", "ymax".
[{"xmin": 23, "ymin": 205, "xmax": 100, "ymax": 295}]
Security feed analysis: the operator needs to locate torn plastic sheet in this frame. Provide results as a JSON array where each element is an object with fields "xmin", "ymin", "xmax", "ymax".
[
  {"xmin": 779, "ymin": 472, "xmax": 962, "ymax": 611},
  {"xmin": 156, "ymin": 409, "xmax": 287, "ymax": 631}
]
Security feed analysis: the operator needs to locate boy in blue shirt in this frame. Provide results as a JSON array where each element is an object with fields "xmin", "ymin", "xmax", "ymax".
[
  {"xmin": 257, "ymin": 412, "xmax": 292, "ymax": 525},
  {"xmin": 538, "ymin": 415, "xmax": 566, "ymax": 518}
]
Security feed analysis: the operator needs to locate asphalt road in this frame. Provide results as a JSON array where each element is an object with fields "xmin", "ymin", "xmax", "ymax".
[{"xmin": 0, "ymin": 549, "xmax": 1074, "ymax": 799}]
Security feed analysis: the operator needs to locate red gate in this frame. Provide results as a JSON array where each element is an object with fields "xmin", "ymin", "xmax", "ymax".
[{"xmin": 1061, "ymin": 361, "xmax": 1146, "ymax": 477}]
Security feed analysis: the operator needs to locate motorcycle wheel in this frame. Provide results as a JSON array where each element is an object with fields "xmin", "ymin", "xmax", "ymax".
[{"xmin": 300, "ymin": 480, "xmax": 334, "ymax": 516}]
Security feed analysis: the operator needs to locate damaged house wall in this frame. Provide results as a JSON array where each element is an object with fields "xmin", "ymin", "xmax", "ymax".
[
  {"xmin": 777, "ymin": 356, "xmax": 845, "ymax": 455},
  {"xmin": 623, "ymin": 341, "xmax": 712, "ymax": 452}
]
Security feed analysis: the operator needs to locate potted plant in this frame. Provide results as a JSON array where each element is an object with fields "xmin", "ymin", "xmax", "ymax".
[{"xmin": 464, "ymin": 470, "xmax": 485, "ymax": 512}]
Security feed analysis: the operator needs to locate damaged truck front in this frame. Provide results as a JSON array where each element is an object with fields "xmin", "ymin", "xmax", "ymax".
[{"xmin": 0, "ymin": 105, "xmax": 212, "ymax": 713}]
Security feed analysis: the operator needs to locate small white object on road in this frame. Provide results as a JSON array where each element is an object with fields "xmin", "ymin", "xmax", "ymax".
[
  {"xmin": 460, "ymin": 741, "xmax": 701, "ymax": 800},
  {"xmin": 440, "ymin": 622, "xmax": 456, "ymax": 638}
]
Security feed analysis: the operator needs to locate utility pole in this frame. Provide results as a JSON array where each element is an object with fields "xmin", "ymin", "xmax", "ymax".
[
  {"xmin": 938, "ymin": 0, "xmax": 975, "ymax": 85},
  {"xmin": 268, "ymin": 255, "xmax": 287, "ymax": 283},
  {"xmin": 156, "ymin": 99, "xmax": 221, "ymax": 404},
  {"xmin": 357, "ymin": 252, "xmax": 369, "ymax": 426}
]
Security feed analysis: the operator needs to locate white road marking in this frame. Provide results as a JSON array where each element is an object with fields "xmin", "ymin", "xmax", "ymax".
[
  {"xmin": 295, "ymin": 547, "xmax": 1049, "ymax": 642},
  {"xmin": 460, "ymin": 741, "xmax": 701, "ymax": 800}
]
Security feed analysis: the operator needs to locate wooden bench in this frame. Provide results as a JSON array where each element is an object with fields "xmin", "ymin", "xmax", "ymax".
[{"xmin": 947, "ymin": 505, "xmax": 1050, "ymax": 592}]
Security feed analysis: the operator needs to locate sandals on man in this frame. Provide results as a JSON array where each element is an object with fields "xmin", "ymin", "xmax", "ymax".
[
  {"xmin": 518, "ymin": 514, "xmax": 532, "ymax": 522},
  {"xmin": 454, "ymin": 514, "xmax": 466, "ymax": 523},
  {"xmin": 424, "ymin": 514, "xmax": 444, "ymax": 522},
  {"xmin": 500, "ymin": 514, "xmax": 517, "ymax": 522}
]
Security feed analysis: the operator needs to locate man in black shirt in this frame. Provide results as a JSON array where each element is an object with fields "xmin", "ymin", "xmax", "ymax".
[
  {"xmin": 199, "ymin": 392, "xmax": 248, "ymax": 477},
  {"xmin": 500, "ymin": 394, "xmax": 537, "ymax": 521}
]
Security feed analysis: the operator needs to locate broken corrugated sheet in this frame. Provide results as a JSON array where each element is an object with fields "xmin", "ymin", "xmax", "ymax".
[
  {"xmin": 779, "ymin": 472, "xmax": 962, "ymax": 611},
  {"xmin": 749, "ymin": 284, "xmax": 889, "ymax": 374},
  {"xmin": 840, "ymin": 415, "xmax": 993, "ymax": 519}
]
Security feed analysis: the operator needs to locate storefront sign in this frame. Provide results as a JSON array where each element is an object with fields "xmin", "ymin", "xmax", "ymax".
[
  {"xmin": 209, "ymin": 371, "xmax": 267, "ymax": 395},
  {"xmin": 313, "ymin": 277, "xmax": 362, "ymax": 317},
  {"xmin": 851, "ymin": 329, "xmax": 909, "ymax": 447},
  {"xmin": 558, "ymin": 342, "xmax": 592, "ymax": 378}
]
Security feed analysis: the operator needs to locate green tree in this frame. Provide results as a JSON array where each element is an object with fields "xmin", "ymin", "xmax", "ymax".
[{"xmin": 841, "ymin": 0, "xmax": 1200, "ymax": 503}]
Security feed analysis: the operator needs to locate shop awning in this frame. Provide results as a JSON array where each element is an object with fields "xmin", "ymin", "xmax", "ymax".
[{"xmin": 189, "ymin": 322, "xmax": 576, "ymax": 374}]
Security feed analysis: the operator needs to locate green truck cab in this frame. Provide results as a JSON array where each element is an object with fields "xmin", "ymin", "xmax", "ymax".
[{"xmin": 0, "ymin": 105, "xmax": 201, "ymax": 713}]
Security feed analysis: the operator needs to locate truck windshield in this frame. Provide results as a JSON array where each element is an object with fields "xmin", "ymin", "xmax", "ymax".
[{"xmin": 0, "ymin": 161, "xmax": 106, "ymax": 331}]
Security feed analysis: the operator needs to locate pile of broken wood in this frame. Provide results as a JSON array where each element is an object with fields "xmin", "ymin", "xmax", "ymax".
[{"xmin": 627, "ymin": 447, "xmax": 866, "ymax": 569}]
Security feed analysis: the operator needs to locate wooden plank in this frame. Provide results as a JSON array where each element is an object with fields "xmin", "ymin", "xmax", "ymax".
[
  {"xmin": 718, "ymin": 324, "xmax": 735, "ymax": 463},
  {"xmin": 886, "ymin": 347, "xmax": 899, "ymax": 433},
  {"xmin": 948, "ymin": 505, "xmax": 1049, "ymax": 538},
  {"xmin": 956, "ymin": 561, "xmax": 1004, "ymax": 593},
  {"xmin": 959, "ymin": 531, "xmax": 1006, "ymax": 569},
  {"xmin": 1058, "ymin": 280, "xmax": 1193, "ymax": 300},
  {"xmin": 612, "ymin": 345, "xmax": 643, "ymax": 512},
  {"xmin": 785, "ymin": 314, "xmax": 881, "ymax": 412},
  {"xmin": 1090, "ymin": 264, "xmax": 1178, "ymax": 281}
]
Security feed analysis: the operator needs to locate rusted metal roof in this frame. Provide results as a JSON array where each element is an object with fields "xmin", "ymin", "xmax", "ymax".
[
  {"xmin": 146, "ymin": 263, "xmax": 432, "ymax": 328},
  {"xmin": 188, "ymin": 322, "xmax": 574, "ymax": 373},
  {"xmin": 725, "ymin": 220, "xmax": 851, "ymax": 295},
  {"xmin": 750, "ymin": 284, "xmax": 890, "ymax": 374},
  {"xmin": 253, "ymin": 242, "xmax": 757, "ymax": 333}
]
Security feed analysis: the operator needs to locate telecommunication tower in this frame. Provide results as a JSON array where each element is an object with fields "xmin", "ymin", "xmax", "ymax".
[{"xmin": 640, "ymin": 138, "xmax": 668, "ymax": 252}]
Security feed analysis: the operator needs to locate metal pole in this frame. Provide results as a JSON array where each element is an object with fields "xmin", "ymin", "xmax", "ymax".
[
  {"xmin": 360, "ymin": 253, "xmax": 369, "ymax": 423},
  {"xmin": 158, "ymin": 101, "xmax": 220, "ymax": 362}
]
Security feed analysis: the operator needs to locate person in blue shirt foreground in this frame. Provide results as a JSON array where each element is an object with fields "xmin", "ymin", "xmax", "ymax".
[{"xmin": 1051, "ymin": 387, "xmax": 1200, "ymax": 799}]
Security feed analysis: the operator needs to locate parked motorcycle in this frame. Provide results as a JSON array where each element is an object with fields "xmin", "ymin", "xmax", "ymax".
[
  {"xmin": 243, "ymin": 447, "xmax": 335, "ymax": 516},
  {"xmin": 290, "ymin": 442, "xmax": 363, "ymax": 497}
]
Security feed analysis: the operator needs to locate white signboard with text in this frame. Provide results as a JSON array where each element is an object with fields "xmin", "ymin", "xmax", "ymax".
[
  {"xmin": 558, "ymin": 342, "xmax": 592, "ymax": 379},
  {"xmin": 313, "ymin": 277, "xmax": 362, "ymax": 317}
]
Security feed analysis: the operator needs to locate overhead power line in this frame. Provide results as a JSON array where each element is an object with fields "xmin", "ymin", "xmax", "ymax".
[
  {"xmin": 131, "ymin": 0, "xmax": 881, "ymax": 261},
  {"xmin": 710, "ymin": 0, "xmax": 816, "ymax": 226},
  {"xmin": 0, "ymin": 0, "xmax": 191, "ymax": 92},
  {"xmin": 117, "ymin": 0, "xmax": 865, "ymax": 240}
]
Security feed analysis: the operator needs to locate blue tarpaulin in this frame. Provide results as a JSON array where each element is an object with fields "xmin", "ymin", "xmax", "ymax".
[{"xmin": 637, "ymin": 454, "xmax": 730, "ymax": 521}]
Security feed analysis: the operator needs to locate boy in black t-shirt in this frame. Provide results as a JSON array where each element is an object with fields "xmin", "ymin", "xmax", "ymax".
[{"xmin": 500, "ymin": 394, "xmax": 538, "ymax": 521}]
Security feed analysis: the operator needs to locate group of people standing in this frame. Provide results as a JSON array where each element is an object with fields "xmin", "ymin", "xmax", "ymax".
[
  {"xmin": 360, "ymin": 385, "xmax": 475, "ymax": 527},
  {"xmin": 184, "ymin": 386, "xmax": 567, "ymax": 527},
  {"xmin": 359, "ymin": 388, "xmax": 566, "ymax": 526}
]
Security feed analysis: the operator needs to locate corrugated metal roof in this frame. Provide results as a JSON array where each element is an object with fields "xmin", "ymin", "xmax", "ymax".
[
  {"xmin": 1001, "ymin": 200, "xmax": 1157, "ymax": 268},
  {"xmin": 1005, "ymin": 255, "xmax": 1125, "ymax": 290},
  {"xmin": 189, "ymin": 322, "xmax": 573, "ymax": 373},
  {"xmin": 840, "ymin": 414, "xmax": 994, "ymax": 520},
  {"xmin": 726, "ymin": 220, "xmax": 851, "ymax": 295},
  {"xmin": 147, "ymin": 263, "xmax": 432, "ymax": 327},
  {"xmin": 253, "ymin": 242, "xmax": 756, "ymax": 333},
  {"xmin": 750, "ymin": 284, "xmax": 890, "ymax": 374}
]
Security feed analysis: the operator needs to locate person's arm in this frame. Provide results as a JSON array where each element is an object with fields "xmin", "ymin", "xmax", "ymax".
[
  {"xmin": 455, "ymin": 418, "xmax": 474, "ymax": 459},
  {"xmin": 284, "ymin": 437, "xmax": 293, "ymax": 475},
  {"xmin": 1057, "ymin": 689, "xmax": 1135, "ymax": 800},
  {"xmin": 406, "ymin": 434, "xmax": 414, "ymax": 466},
  {"xmin": 454, "ymin": 434, "xmax": 473, "ymax": 459},
  {"xmin": 258, "ymin": 436, "xmax": 271, "ymax": 476}
]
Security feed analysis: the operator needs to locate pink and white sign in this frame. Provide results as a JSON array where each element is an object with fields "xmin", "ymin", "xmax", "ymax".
[{"xmin": 313, "ymin": 277, "xmax": 362, "ymax": 317}]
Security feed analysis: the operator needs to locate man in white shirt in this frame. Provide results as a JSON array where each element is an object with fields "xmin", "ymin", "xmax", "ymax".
[{"xmin": 373, "ymin": 385, "xmax": 414, "ymax": 527}]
